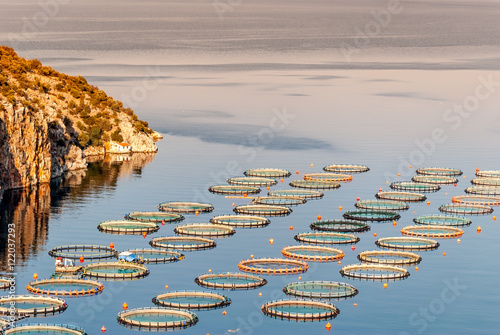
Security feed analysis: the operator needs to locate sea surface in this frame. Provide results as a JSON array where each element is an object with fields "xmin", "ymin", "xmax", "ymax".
[{"xmin": 0, "ymin": 0, "xmax": 499, "ymax": 334}]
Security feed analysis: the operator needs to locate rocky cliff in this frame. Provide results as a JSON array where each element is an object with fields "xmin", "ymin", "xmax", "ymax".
[{"xmin": 0, "ymin": 46, "xmax": 160, "ymax": 191}]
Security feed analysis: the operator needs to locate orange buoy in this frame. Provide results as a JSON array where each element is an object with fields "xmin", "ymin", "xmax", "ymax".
[
  {"xmin": 222, "ymin": 310, "xmax": 227, "ymax": 315},
  {"xmin": 353, "ymin": 303, "xmax": 357, "ymax": 307},
  {"xmin": 356, "ymin": 197, "xmax": 360, "ymax": 201},
  {"xmin": 379, "ymin": 188, "xmax": 382, "ymax": 192},
  {"xmin": 397, "ymin": 173, "xmax": 401, "ymax": 177},
  {"xmin": 383, "ymin": 283, "xmax": 388, "ymax": 289},
  {"xmin": 351, "ymin": 245, "xmax": 356, "ymax": 251},
  {"xmin": 258, "ymin": 292, "xmax": 262, "ymax": 296},
  {"xmin": 250, "ymin": 254, "xmax": 254, "ymax": 259},
  {"xmin": 142, "ymin": 232, "xmax": 147, "ymax": 238},
  {"xmin": 195, "ymin": 210, "xmax": 199, "ymax": 216},
  {"xmin": 443, "ymin": 252, "xmax": 446, "ymax": 256},
  {"xmin": 413, "ymin": 211, "xmax": 416, "ymax": 214},
  {"xmin": 338, "ymin": 206, "xmax": 342, "ymax": 211},
  {"xmin": 477, "ymin": 226, "xmax": 482, "ymax": 233},
  {"xmin": 266, "ymin": 186, "xmax": 270, "ymax": 191},
  {"xmin": 269, "ymin": 238, "xmax": 274, "ymax": 245},
  {"xmin": 101, "ymin": 326, "xmax": 106, "ymax": 333},
  {"xmin": 208, "ymin": 269, "xmax": 212, "ymax": 273},
  {"xmin": 110, "ymin": 243, "xmax": 114, "ymax": 249},
  {"xmin": 296, "ymin": 170, "xmax": 299, "ymax": 175},
  {"xmin": 427, "ymin": 201, "xmax": 430, "ymax": 205},
  {"xmin": 310, "ymin": 164, "xmax": 314, "ymax": 168},
  {"xmin": 338, "ymin": 260, "xmax": 341, "ymax": 265},
  {"xmin": 493, "ymin": 216, "xmax": 497, "ymax": 221},
  {"xmin": 79, "ymin": 256, "xmax": 84, "ymax": 264},
  {"xmin": 232, "ymin": 203, "xmax": 235, "ymax": 207},
  {"xmin": 392, "ymin": 221, "xmax": 397, "ymax": 226},
  {"xmin": 463, "ymin": 176, "xmax": 466, "ymax": 179},
  {"xmin": 298, "ymin": 276, "xmax": 302, "ymax": 280},
  {"xmin": 454, "ymin": 183, "xmax": 457, "ymax": 187},
  {"xmin": 289, "ymin": 226, "xmax": 293, "ymax": 230},
  {"xmin": 317, "ymin": 215, "xmax": 322, "ymax": 220},
  {"xmin": 33, "ymin": 273, "xmax": 38, "ymax": 280},
  {"xmin": 161, "ymin": 220, "xmax": 165, "ymax": 226},
  {"xmin": 415, "ymin": 267, "xmax": 419, "ymax": 271},
  {"xmin": 243, "ymin": 193, "xmax": 247, "ymax": 198},
  {"xmin": 122, "ymin": 302, "xmax": 128, "ymax": 310},
  {"xmin": 457, "ymin": 239, "xmax": 461, "ymax": 243},
  {"xmin": 373, "ymin": 233, "xmax": 377, "ymax": 237},
  {"xmin": 409, "ymin": 165, "xmax": 412, "ymax": 168},
  {"xmin": 165, "ymin": 285, "xmax": 169, "ymax": 289},
  {"xmin": 476, "ymin": 168, "xmax": 479, "ymax": 172},
  {"xmin": 325, "ymin": 322, "xmax": 331, "ymax": 331},
  {"xmin": 280, "ymin": 178, "xmax": 284, "ymax": 183}
]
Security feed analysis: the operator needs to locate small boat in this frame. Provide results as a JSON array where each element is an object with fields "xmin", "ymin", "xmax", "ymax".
[{"xmin": 54, "ymin": 257, "xmax": 82, "ymax": 274}]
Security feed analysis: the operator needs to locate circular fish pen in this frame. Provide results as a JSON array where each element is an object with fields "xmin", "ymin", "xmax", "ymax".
[
  {"xmin": 375, "ymin": 237, "xmax": 439, "ymax": 250},
  {"xmin": 83, "ymin": 262, "xmax": 149, "ymax": 280},
  {"xmin": 244, "ymin": 168, "xmax": 291, "ymax": 178},
  {"xmin": 233, "ymin": 204, "xmax": 292, "ymax": 216},
  {"xmin": 390, "ymin": 181, "xmax": 441, "ymax": 193},
  {"xmin": 0, "ymin": 277, "xmax": 12, "ymax": 290},
  {"xmin": 289, "ymin": 180, "xmax": 341, "ymax": 190},
  {"xmin": 227, "ymin": 176, "xmax": 277, "ymax": 187},
  {"xmin": 343, "ymin": 210, "xmax": 400, "ymax": 222},
  {"xmin": 295, "ymin": 232, "xmax": 359, "ymax": 245},
  {"xmin": 451, "ymin": 195, "xmax": 500, "ymax": 206},
  {"xmin": 323, "ymin": 164, "xmax": 369, "ymax": 173},
  {"xmin": 416, "ymin": 167, "xmax": 463, "ymax": 176},
  {"xmin": 283, "ymin": 281, "xmax": 358, "ymax": 300},
  {"xmin": 470, "ymin": 178, "xmax": 500, "ymax": 186},
  {"xmin": 281, "ymin": 245, "xmax": 344, "ymax": 262},
  {"xmin": 465, "ymin": 186, "xmax": 500, "ymax": 196},
  {"xmin": 412, "ymin": 175, "xmax": 458, "ymax": 184},
  {"xmin": 174, "ymin": 223, "xmax": 236, "ymax": 238},
  {"xmin": 340, "ymin": 264, "xmax": 410, "ymax": 281},
  {"xmin": 357, "ymin": 250, "xmax": 421, "ymax": 266},
  {"xmin": 124, "ymin": 249, "xmax": 184, "ymax": 264},
  {"xmin": 268, "ymin": 189, "xmax": 324, "ymax": 199},
  {"xmin": 48, "ymin": 245, "xmax": 118, "ymax": 260},
  {"xmin": 26, "ymin": 278, "xmax": 104, "ymax": 297},
  {"xmin": 252, "ymin": 196, "xmax": 306, "ymax": 206},
  {"xmin": 310, "ymin": 219, "xmax": 370, "ymax": 233},
  {"xmin": 355, "ymin": 200, "xmax": 409, "ymax": 211},
  {"xmin": 97, "ymin": 220, "xmax": 159, "ymax": 235},
  {"xmin": 195, "ymin": 273, "xmax": 267, "ymax": 290},
  {"xmin": 0, "ymin": 296, "xmax": 67, "ymax": 317},
  {"xmin": 210, "ymin": 215, "xmax": 270, "ymax": 228},
  {"xmin": 413, "ymin": 214, "xmax": 471, "ymax": 227},
  {"xmin": 376, "ymin": 191, "xmax": 426, "ymax": 202},
  {"xmin": 262, "ymin": 299, "xmax": 339, "ymax": 321},
  {"xmin": 401, "ymin": 225, "xmax": 464, "ymax": 238},
  {"xmin": 150, "ymin": 236, "xmax": 216, "ymax": 251},
  {"xmin": 4, "ymin": 324, "xmax": 87, "ymax": 335},
  {"xmin": 117, "ymin": 307, "xmax": 198, "ymax": 331},
  {"xmin": 238, "ymin": 258, "xmax": 308, "ymax": 275},
  {"xmin": 208, "ymin": 185, "xmax": 261, "ymax": 195},
  {"xmin": 125, "ymin": 211, "xmax": 184, "ymax": 223},
  {"xmin": 476, "ymin": 170, "xmax": 500, "ymax": 178},
  {"xmin": 152, "ymin": 291, "xmax": 231, "ymax": 310},
  {"xmin": 438, "ymin": 203, "xmax": 493, "ymax": 215},
  {"xmin": 158, "ymin": 202, "xmax": 214, "ymax": 214},
  {"xmin": 303, "ymin": 173, "xmax": 353, "ymax": 182}
]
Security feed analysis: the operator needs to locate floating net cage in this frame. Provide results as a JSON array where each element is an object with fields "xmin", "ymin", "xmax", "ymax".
[
  {"xmin": 357, "ymin": 250, "xmax": 421, "ymax": 266},
  {"xmin": 400, "ymin": 225, "xmax": 464, "ymax": 239},
  {"xmin": 97, "ymin": 220, "xmax": 159, "ymax": 235},
  {"xmin": 83, "ymin": 262, "xmax": 149, "ymax": 280},
  {"xmin": 261, "ymin": 299, "xmax": 340, "ymax": 321},
  {"xmin": 438, "ymin": 203, "xmax": 493, "ymax": 215},
  {"xmin": 0, "ymin": 277, "xmax": 13, "ymax": 290},
  {"xmin": 150, "ymin": 236, "xmax": 216, "ymax": 251},
  {"xmin": 340, "ymin": 264, "xmax": 410, "ymax": 281},
  {"xmin": 195, "ymin": 273, "xmax": 267, "ymax": 290},
  {"xmin": 343, "ymin": 210, "xmax": 400, "ymax": 222},
  {"xmin": 174, "ymin": 223, "xmax": 236, "ymax": 238},
  {"xmin": 476, "ymin": 170, "xmax": 500, "ymax": 178},
  {"xmin": 125, "ymin": 211, "xmax": 184, "ymax": 223},
  {"xmin": 233, "ymin": 204, "xmax": 292, "ymax": 216},
  {"xmin": 413, "ymin": 214, "xmax": 472, "ymax": 227},
  {"xmin": 375, "ymin": 237, "xmax": 439, "ymax": 250},
  {"xmin": 244, "ymin": 168, "xmax": 291, "ymax": 178},
  {"xmin": 470, "ymin": 178, "xmax": 500, "ymax": 187},
  {"xmin": 310, "ymin": 219, "xmax": 370, "ymax": 233},
  {"xmin": 416, "ymin": 167, "xmax": 463, "ymax": 176},
  {"xmin": 294, "ymin": 232, "xmax": 359, "ymax": 245},
  {"xmin": 252, "ymin": 196, "xmax": 306, "ymax": 206},
  {"xmin": 283, "ymin": 281, "xmax": 358, "ymax": 300},
  {"xmin": 26, "ymin": 278, "xmax": 104, "ymax": 297},
  {"xmin": 48, "ymin": 245, "xmax": 118, "ymax": 260},
  {"xmin": 390, "ymin": 181, "xmax": 441, "ymax": 193},
  {"xmin": 268, "ymin": 189, "xmax": 324, "ymax": 199},
  {"xmin": 210, "ymin": 215, "xmax": 270, "ymax": 228},
  {"xmin": 208, "ymin": 185, "xmax": 261, "ymax": 195},
  {"xmin": 0, "ymin": 295, "xmax": 67, "ymax": 317},
  {"xmin": 152, "ymin": 291, "xmax": 231, "ymax": 310},
  {"xmin": 289, "ymin": 180, "xmax": 341, "ymax": 190},
  {"xmin": 376, "ymin": 191, "xmax": 426, "ymax": 202},
  {"xmin": 281, "ymin": 245, "xmax": 344, "ymax": 262},
  {"xmin": 302, "ymin": 173, "xmax": 353, "ymax": 182},
  {"xmin": 227, "ymin": 176, "xmax": 277, "ymax": 187},
  {"xmin": 238, "ymin": 258, "xmax": 309, "ymax": 275},
  {"xmin": 117, "ymin": 307, "xmax": 198, "ymax": 331},
  {"xmin": 355, "ymin": 200, "xmax": 409, "ymax": 211},
  {"xmin": 452, "ymin": 195, "xmax": 500, "ymax": 206},
  {"xmin": 323, "ymin": 164, "xmax": 369, "ymax": 173},
  {"xmin": 158, "ymin": 202, "xmax": 214, "ymax": 214},
  {"xmin": 124, "ymin": 249, "xmax": 184, "ymax": 264},
  {"xmin": 4, "ymin": 324, "xmax": 87, "ymax": 335},
  {"xmin": 412, "ymin": 175, "xmax": 458, "ymax": 185},
  {"xmin": 465, "ymin": 186, "xmax": 500, "ymax": 196}
]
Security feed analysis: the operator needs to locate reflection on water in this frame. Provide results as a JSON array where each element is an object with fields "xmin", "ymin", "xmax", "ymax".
[{"xmin": 0, "ymin": 153, "xmax": 156, "ymax": 271}]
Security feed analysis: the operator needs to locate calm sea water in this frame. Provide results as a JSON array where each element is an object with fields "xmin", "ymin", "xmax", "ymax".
[{"xmin": 1, "ymin": 1, "xmax": 499, "ymax": 334}]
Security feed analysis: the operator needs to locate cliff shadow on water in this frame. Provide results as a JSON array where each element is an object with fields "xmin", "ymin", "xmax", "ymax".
[{"xmin": 0, "ymin": 152, "xmax": 156, "ymax": 271}]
